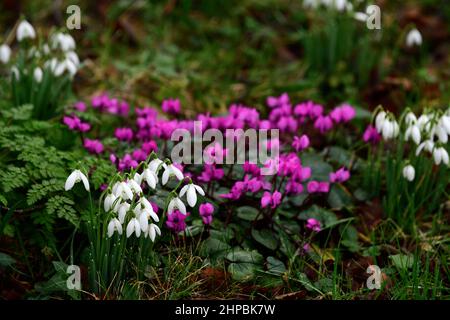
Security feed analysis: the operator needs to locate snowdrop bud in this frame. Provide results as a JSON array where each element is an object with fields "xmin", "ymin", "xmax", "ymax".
[
  {"xmin": 405, "ymin": 125, "xmax": 421, "ymax": 145},
  {"xmin": 126, "ymin": 218, "xmax": 141, "ymax": 238},
  {"xmin": 392, "ymin": 121, "xmax": 400, "ymax": 138},
  {"xmin": 354, "ymin": 12, "xmax": 368, "ymax": 22},
  {"xmin": 17, "ymin": 20, "xmax": 36, "ymax": 41},
  {"xmin": 375, "ymin": 111, "xmax": 386, "ymax": 132},
  {"xmin": 168, "ymin": 197, "xmax": 187, "ymax": 215},
  {"xmin": 433, "ymin": 147, "xmax": 449, "ymax": 166},
  {"xmin": 107, "ymin": 218, "xmax": 122, "ymax": 237},
  {"xmin": 406, "ymin": 28, "xmax": 422, "ymax": 47},
  {"xmin": 404, "ymin": 112, "xmax": 417, "ymax": 126},
  {"xmin": 0, "ymin": 44, "xmax": 11, "ymax": 64},
  {"xmin": 402, "ymin": 165, "xmax": 415, "ymax": 182},
  {"xmin": 435, "ymin": 125, "xmax": 448, "ymax": 143},
  {"xmin": 11, "ymin": 66, "xmax": 20, "ymax": 80},
  {"xmin": 33, "ymin": 67, "xmax": 43, "ymax": 83},
  {"xmin": 65, "ymin": 169, "xmax": 89, "ymax": 191},
  {"xmin": 381, "ymin": 120, "xmax": 393, "ymax": 140}
]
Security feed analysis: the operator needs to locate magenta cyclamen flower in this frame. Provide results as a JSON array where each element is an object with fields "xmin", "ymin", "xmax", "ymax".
[
  {"xmin": 63, "ymin": 115, "xmax": 91, "ymax": 132},
  {"xmin": 330, "ymin": 104, "xmax": 356, "ymax": 123},
  {"xmin": 74, "ymin": 101, "xmax": 86, "ymax": 112},
  {"xmin": 314, "ymin": 115, "xmax": 333, "ymax": 134},
  {"xmin": 198, "ymin": 164, "xmax": 224, "ymax": 183},
  {"xmin": 118, "ymin": 154, "xmax": 138, "ymax": 171},
  {"xmin": 330, "ymin": 167, "xmax": 350, "ymax": 183},
  {"xmin": 267, "ymin": 92, "xmax": 289, "ymax": 108},
  {"xmin": 363, "ymin": 125, "xmax": 381, "ymax": 144},
  {"xmin": 292, "ymin": 134, "xmax": 310, "ymax": 152},
  {"xmin": 83, "ymin": 138, "xmax": 104, "ymax": 154},
  {"xmin": 307, "ymin": 181, "xmax": 330, "ymax": 193},
  {"xmin": 306, "ymin": 218, "xmax": 321, "ymax": 232},
  {"xmin": 162, "ymin": 98, "xmax": 181, "ymax": 115},
  {"xmin": 166, "ymin": 210, "xmax": 188, "ymax": 233},
  {"xmin": 115, "ymin": 127, "xmax": 133, "ymax": 141},
  {"xmin": 199, "ymin": 203, "xmax": 214, "ymax": 225},
  {"xmin": 261, "ymin": 191, "xmax": 282, "ymax": 209}
]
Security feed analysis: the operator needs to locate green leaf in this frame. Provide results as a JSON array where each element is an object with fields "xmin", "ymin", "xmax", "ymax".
[
  {"xmin": 302, "ymin": 152, "xmax": 333, "ymax": 181},
  {"xmin": 200, "ymin": 238, "xmax": 231, "ymax": 261},
  {"xmin": 266, "ymin": 256, "xmax": 286, "ymax": 274},
  {"xmin": 0, "ymin": 252, "xmax": 16, "ymax": 267},
  {"xmin": 228, "ymin": 262, "xmax": 258, "ymax": 281},
  {"xmin": 237, "ymin": 206, "xmax": 262, "ymax": 221},
  {"xmin": 251, "ymin": 228, "xmax": 278, "ymax": 250},
  {"xmin": 226, "ymin": 249, "xmax": 263, "ymax": 264},
  {"xmin": 327, "ymin": 184, "xmax": 352, "ymax": 209},
  {"xmin": 389, "ymin": 254, "xmax": 415, "ymax": 270}
]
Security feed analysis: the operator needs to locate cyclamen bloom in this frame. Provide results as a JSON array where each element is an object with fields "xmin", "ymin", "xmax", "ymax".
[
  {"xmin": 329, "ymin": 167, "xmax": 350, "ymax": 183},
  {"xmin": 199, "ymin": 203, "xmax": 214, "ymax": 225},
  {"xmin": 162, "ymin": 98, "xmax": 181, "ymax": 115},
  {"xmin": 83, "ymin": 138, "xmax": 104, "ymax": 154},
  {"xmin": 330, "ymin": 104, "xmax": 356, "ymax": 123},
  {"xmin": 307, "ymin": 181, "xmax": 330, "ymax": 193},
  {"xmin": 198, "ymin": 164, "xmax": 224, "ymax": 182},
  {"xmin": 261, "ymin": 191, "xmax": 282, "ymax": 209},
  {"xmin": 292, "ymin": 135, "xmax": 310, "ymax": 152},
  {"xmin": 166, "ymin": 210, "xmax": 189, "ymax": 233},
  {"xmin": 314, "ymin": 115, "xmax": 333, "ymax": 134},
  {"xmin": 267, "ymin": 93, "xmax": 289, "ymax": 108},
  {"xmin": 363, "ymin": 125, "xmax": 381, "ymax": 144},
  {"xmin": 306, "ymin": 218, "xmax": 321, "ymax": 232},
  {"xmin": 74, "ymin": 101, "xmax": 87, "ymax": 112},
  {"xmin": 63, "ymin": 115, "xmax": 91, "ymax": 132},
  {"xmin": 115, "ymin": 127, "xmax": 133, "ymax": 141}
]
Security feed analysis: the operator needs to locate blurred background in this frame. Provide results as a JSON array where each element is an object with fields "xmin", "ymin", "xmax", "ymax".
[{"xmin": 1, "ymin": 0, "xmax": 449, "ymax": 115}]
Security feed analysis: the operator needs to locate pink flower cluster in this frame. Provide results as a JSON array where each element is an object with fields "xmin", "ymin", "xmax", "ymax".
[
  {"xmin": 63, "ymin": 115, "xmax": 90, "ymax": 132},
  {"xmin": 91, "ymin": 93, "xmax": 130, "ymax": 116}
]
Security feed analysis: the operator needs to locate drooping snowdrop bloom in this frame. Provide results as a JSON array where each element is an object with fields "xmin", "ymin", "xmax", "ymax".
[
  {"xmin": 417, "ymin": 114, "xmax": 431, "ymax": 131},
  {"xmin": 114, "ymin": 181, "xmax": 134, "ymax": 200},
  {"xmin": 0, "ymin": 44, "xmax": 11, "ymax": 64},
  {"xmin": 65, "ymin": 169, "xmax": 89, "ymax": 191},
  {"xmin": 104, "ymin": 193, "xmax": 120, "ymax": 212},
  {"xmin": 439, "ymin": 115, "xmax": 450, "ymax": 135},
  {"xmin": 126, "ymin": 218, "xmax": 141, "ymax": 238},
  {"xmin": 168, "ymin": 197, "xmax": 187, "ymax": 215},
  {"xmin": 406, "ymin": 28, "xmax": 422, "ymax": 47},
  {"xmin": 405, "ymin": 124, "xmax": 421, "ymax": 145},
  {"xmin": 433, "ymin": 124, "xmax": 448, "ymax": 144},
  {"xmin": 404, "ymin": 112, "xmax": 417, "ymax": 126},
  {"xmin": 136, "ymin": 197, "xmax": 159, "ymax": 222},
  {"xmin": 127, "ymin": 179, "xmax": 142, "ymax": 195},
  {"xmin": 179, "ymin": 183, "xmax": 205, "ymax": 207},
  {"xmin": 107, "ymin": 218, "xmax": 123, "ymax": 237},
  {"xmin": 354, "ymin": 12, "xmax": 368, "ymax": 22},
  {"xmin": 141, "ymin": 168, "xmax": 158, "ymax": 189},
  {"xmin": 117, "ymin": 202, "xmax": 131, "ymax": 223},
  {"xmin": 11, "ymin": 66, "xmax": 20, "ymax": 80},
  {"xmin": 162, "ymin": 163, "xmax": 184, "ymax": 185},
  {"xmin": 148, "ymin": 158, "xmax": 164, "ymax": 173},
  {"xmin": 433, "ymin": 147, "xmax": 449, "ymax": 165},
  {"xmin": 375, "ymin": 111, "xmax": 387, "ymax": 132},
  {"xmin": 33, "ymin": 67, "xmax": 43, "ymax": 83},
  {"xmin": 144, "ymin": 223, "xmax": 161, "ymax": 242},
  {"xmin": 52, "ymin": 32, "xmax": 76, "ymax": 51},
  {"xmin": 402, "ymin": 164, "xmax": 415, "ymax": 182},
  {"xmin": 416, "ymin": 140, "xmax": 434, "ymax": 156},
  {"xmin": 17, "ymin": 20, "xmax": 36, "ymax": 41}
]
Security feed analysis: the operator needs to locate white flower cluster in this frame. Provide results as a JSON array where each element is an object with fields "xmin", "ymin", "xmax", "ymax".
[
  {"xmin": 375, "ymin": 108, "xmax": 450, "ymax": 182},
  {"xmin": 303, "ymin": 0, "xmax": 354, "ymax": 11},
  {"xmin": 103, "ymin": 159, "xmax": 205, "ymax": 240},
  {"xmin": 0, "ymin": 20, "xmax": 80, "ymax": 81}
]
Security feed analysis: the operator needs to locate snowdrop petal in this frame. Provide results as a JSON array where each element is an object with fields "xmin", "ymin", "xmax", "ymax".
[
  {"xmin": 186, "ymin": 185, "xmax": 197, "ymax": 207},
  {"xmin": 193, "ymin": 184, "xmax": 205, "ymax": 196},
  {"xmin": 64, "ymin": 170, "xmax": 78, "ymax": 191},
  {"xmin": 179, "ymin": 185, "xmax": 189, "ymax": 197},
  {"xmin": 79, "ymin": 171, "xmax": 90, "ymax": 191}
]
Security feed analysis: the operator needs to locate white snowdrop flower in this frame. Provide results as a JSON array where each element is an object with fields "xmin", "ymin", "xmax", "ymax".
[
  {"xmin": 133, "ymin": 172, "xmax": 142, "ymax": 185},
  {"xmin": 142, "ymin": 168, "xmax": 158, "ymax": 189},
  {"xmin": 114, "ymin": 181, "xmax": 134, "ymax": 200},
  {"xmin": 0, "ymin": 44, "xmax": 11, "ymax": 64},
  {"xmin": 11, "ymin": 66, "xmax": 20, "ymax": 80},
  {"xmin": 162, "ymin": 164, "xmax": 184, "ymax": 185},
  {"xmin": 42, "ymin": 44, "xmax": 50, "ymax": 55},
  {"xmin": 127, "ymin": 179, "xmax": 142, "ymax": 195},
  {"xmin": 406, "ymin": 28, "xmax": 422, "ymax": 47},
  {"xmin": 138, "ymin": 197, "xmax": 159, "ymax": 222},
  {"xmin": 146, "ymin": 223, "xmax": 161, "ymax": 242},
  {"xmin": 179, "ymin": 183, "xmax": 205, "ymax": 207},
  {"xmin": 148, "ymin": 158, "xmax": 163, "ymax": 173},
  {"xmin": 104, "ymin": 193, "xmax": 120, "ymax": 212},
  {"xmin": 433, "ymin": 147, "xmax": 449, "ymax": 165},
  {"xmin": 118, "ymin": 202, "xmax": 130, "ymax": 224},
  {"xmin": 33, "ymin": 67, "xmax": 43, "ymax": 83},
  {"xmin": 53, "ymin": 61, "xmax": 66, "ymax": 77},
  {"xmin": 168, "ymin": 197, "xmax": 187, "ymax": 215},
  {"xmin": 375, "ymin": 111, "xmax": 387, "ymax": 132},
  {"xmin": 65, "ymin": 51, "xmax": 80, "ymax": 66},
  {"xmin": 434, "ymin": 125, "xmax": 448, "ymax": 144},
  {"xmin": 416, "ymin": 140, "xmax": 434, "ymax": 156},
  {"xmin": 405, "ymin": 124, "xmax": 421, "ymax": 145},
  {"xmin": 52, "ymin": 33, "xmax": 76, "ymax": 51},
  {"xmin": 64, "ymin": 59, "xmax": 77, "ymax": 76},
  {"xmin": 402, "ymin": 165, "xmax": 415, "ymax": 182},
  {"xmin": 404, "ymin": 112, "xmax": 417, "ymax": 126},
  {"xmin": 65, "ymin": 169, "xmax": 89, "ymax": 191},
  {"xmin": 126, "ymin": 218, "xmax": 141, "ymax": 238},
  {"xmin": 354, "ymin": 12, "xmax": 368, "ymax": 22},
  {"xmin": 381, "ymin": 120, "xmax": 393, "ymax": 140},
  {"xmin": 439, "ymin": 115, "xmax": 450, "ymax": 135},
  {"xmin": 107, "ymin": 218, "xmax": 123, "ymax": 238},
  {"xmin": 417, "ymin": 114, "xmax": 430, "ymax": 131},
  {"xmin": 392, "ymin": 121, "xmax": 400, "ymax": 138},
  {"xmin": 17, "ymin": 20, "xmax": 36, "ymax": 41},
  {"xmin": 138, "ymin": 211, "xmax": 149, "ymax": 233}
]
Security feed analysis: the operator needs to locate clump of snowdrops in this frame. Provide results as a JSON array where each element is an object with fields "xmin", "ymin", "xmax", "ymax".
[
  {"xmin": 64, "ymin": 153, "xmax": 205, "ymax": 296},
  {"xmin": 0, "ymin": 19, "xmax": 80, "ymax": 119}
]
